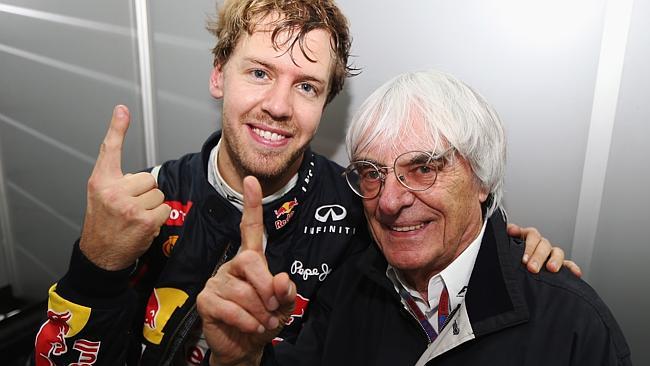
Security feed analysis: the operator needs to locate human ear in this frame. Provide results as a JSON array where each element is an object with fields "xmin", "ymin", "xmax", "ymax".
[
  {"xmin": 209, "ymin": 64, "xmax": 225, "ymax": 99},
  {"xmin": 478, "ymin": 188, "xmax": 489, "ymax": 203}
]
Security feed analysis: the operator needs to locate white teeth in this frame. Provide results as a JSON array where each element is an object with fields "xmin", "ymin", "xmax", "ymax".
[
  {"xmin": 391, "ymin": 223, "xmax": 425, "ymax": 232},
  {"xmin": 252, "ymin": 127, "xmax": 286, "ymax": 142}
]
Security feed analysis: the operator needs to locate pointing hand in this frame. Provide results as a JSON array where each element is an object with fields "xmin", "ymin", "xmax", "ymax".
[
  {"xmin": 79, "ymin": 105, "xmax": 171, "ymax": 270},
  {"xmin": 197, "ymin": 176, "xmax": 296, "ymax": 366}
]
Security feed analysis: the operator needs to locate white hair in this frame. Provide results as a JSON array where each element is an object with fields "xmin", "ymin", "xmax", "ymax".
[{"xmin": 345, "ymin": 69, "xmax": 506, "ymax": 218}]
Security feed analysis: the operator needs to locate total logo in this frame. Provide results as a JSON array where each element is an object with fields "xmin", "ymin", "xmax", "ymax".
[
  {"xmin": 274, "ymin": 198, "xmax": 299, "ymax": 230},
  {"xmin": 165, "ymin": 201, "xmax": 193, "ymax": 226},
  {"xmin": 303, "ymin": 204, "xmax": 356, "ymax": 236}
]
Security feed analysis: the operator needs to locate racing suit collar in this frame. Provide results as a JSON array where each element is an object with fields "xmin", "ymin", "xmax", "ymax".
[{"xmin": 199, "ymin": 130, "xmax": 317, "ymax": 236}]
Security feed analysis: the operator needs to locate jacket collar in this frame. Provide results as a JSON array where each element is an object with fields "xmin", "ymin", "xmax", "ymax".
[
  {"xmin": 199, "ymin": 130, "xmax": 318, "ymax": 237},
  {"xmin": 465, "ymin": 210, "xmax": 529, "ymax": 336},
  {"xmin": 360, "ymin": 210, "xmax": 529, "ymax": 336}
]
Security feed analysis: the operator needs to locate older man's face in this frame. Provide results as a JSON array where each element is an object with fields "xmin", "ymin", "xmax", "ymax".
[{"xmin": 360, "ymin": 123, "xmax": 489, "ymax": 280}]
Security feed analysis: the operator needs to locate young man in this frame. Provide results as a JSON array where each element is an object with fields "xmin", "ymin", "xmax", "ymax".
[
  {"xmin": 34, "ymin": 1, "xmax": 572, "ymax": 365},
  {"xmin": 200, "ymin": 70, "xmax": 630, "ymax": 366}
]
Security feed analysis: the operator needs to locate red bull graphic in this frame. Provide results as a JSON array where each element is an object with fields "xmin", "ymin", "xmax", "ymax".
[
  {"xmin": 274, "ymin": 198, "xmax": 299, "ymax": 229},
  {"xmin": 272, "ymin": 293, "xmax": 311, "ymax": 346},
  {"xmin": 35, "ymin": 285, "xmax": 94, "ymax": 366},
  {"xmin": 186, "ymin": 345, "xmax": 205, "ymax": 365},
  {"xmin": 274, "ymin": 198, "xmax": 299, "ymax": 218},
  {"xmin": 165, "ymin": 201, "xmax": 193, "ymax": 226},
  {"xmin": 143, "ymin": 287, "xmax": 189, "ymax": 345},
  {"xmin": 144, "ymin": 289, "xmax": 161, "ymax": 329},
  {"xmin": 162, "ymin": 235, "xmax": 179, "ymax": 257},
  {"xmin": 35, "ymin": 310, "xmax": 71, "ymax": 366},
  {"xmin": 285, "ymin": 293, "xmax": 310, "ymax": 326}
]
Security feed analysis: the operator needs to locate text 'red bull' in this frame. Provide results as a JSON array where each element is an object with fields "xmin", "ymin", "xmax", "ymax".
[{"xmin": 274, "ymin": 198, "xmax": 299, "ymax": 229}]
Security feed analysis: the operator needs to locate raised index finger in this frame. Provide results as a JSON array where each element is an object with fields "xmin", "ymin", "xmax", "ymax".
[
  {"xmin": 92, "ymin": 105, "xmax": 130, "ymax": 180},
  {"xmin": 240, "ymin": 176, "xmax": 264, "ymax": 254}
]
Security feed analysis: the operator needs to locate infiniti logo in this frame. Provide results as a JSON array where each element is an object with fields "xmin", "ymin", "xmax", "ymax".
[{"xmin": 314, "ymin": 205, "xmax": 347, "ymax": 223}]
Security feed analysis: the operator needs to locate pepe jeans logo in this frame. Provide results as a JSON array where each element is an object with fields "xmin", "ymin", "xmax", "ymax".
[
  {"xmin": 314, "ymin": 205, "xmax": 346, "ymax": 222},
  {"xmin": 290, "ymin": 260, "xmax": 331, "ymax": 281}
]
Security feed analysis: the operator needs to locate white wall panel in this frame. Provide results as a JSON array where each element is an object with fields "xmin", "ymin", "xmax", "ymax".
[
  {"xmin": 0, "ymin": 0, "xmax": 142, "ymax": 297},
  {"xmin": 150, "ymin": 0, "xmax": 219, "ymax": 162},
  {"xmin": 322, "ymin": 0, "xmax": 607, "ymax": 252},
  {"xmin": 590, "ymin": 0, "xmax": 650, "ymax": 364}
]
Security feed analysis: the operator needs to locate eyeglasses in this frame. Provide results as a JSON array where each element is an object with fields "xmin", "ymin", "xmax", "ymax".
[{"xmin": 343, "ymin": 148, "xmax": 456, "ymax": 199}]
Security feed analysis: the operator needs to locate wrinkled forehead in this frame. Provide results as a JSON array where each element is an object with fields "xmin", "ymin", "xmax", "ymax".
[{"xmin": 353, "ymin": 110, "xmax": 449, "ymax": 164}]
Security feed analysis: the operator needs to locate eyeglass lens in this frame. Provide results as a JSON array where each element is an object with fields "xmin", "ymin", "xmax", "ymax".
[{"xmin": 346, "ymin": 151, "xmax": 445, "ymax": 198}]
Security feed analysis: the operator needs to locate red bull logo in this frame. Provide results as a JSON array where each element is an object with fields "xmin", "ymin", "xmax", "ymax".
[
  {"xmin": 285, "ymin": 293, "xmax": 310, "ymax": 326},
  {"xmin": 144, "ymin": 289, "xmax": 161, "ymax": 329},
  {"xmin": 186, "ymin": 345, "xmax": 205, "ymax": 365},
  {"xmin": 274, "ymin": 198, "xmax": 299, "ymax": 218},
  {"xmin": 143, "ymin": 287, "xmax": 189, "ymax": 345},
  {"xmin": 35, "ymin": 310, "xmax": 71, "ymax": 366},
  {"xmin": 165, "ymin": 201, "xmax": 193, "ymax": 226},
  {"xmin": 274, "ymin": 198, "xmax": 299, "ymax": 230},
  {"xmin": 35, "ymin": 285, "xmax": 95, "ymax": 365},
  {"xmin": 272, "ymin": 293, "xmax": 311, "ymax": 346}
]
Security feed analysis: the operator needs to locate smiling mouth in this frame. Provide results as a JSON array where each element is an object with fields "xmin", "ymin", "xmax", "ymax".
[
  {"xmin": 391, "ymin": 222, "xmax": 426, "ymax": 232},
  {"xmin": 251, "ymin": 127, "xmax": 288, "ymax": 142}
]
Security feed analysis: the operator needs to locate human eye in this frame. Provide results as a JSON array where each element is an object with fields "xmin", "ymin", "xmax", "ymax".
[
  {"xmin": 356, "ymin": 163, "xmax": 381, "ymax": 182},
  {"xmin": 250, "ymin": 69, "xmax": 268, "ymax": 80},
  {"xmin": 415, "ymin": 164, "xmax": 434, "ymax": 175},
  {"xmin": 365, "ymin": 169, "xmax": 381, "ymax": 181},
  {"xmin": 403, "ymin": 153, "xmax": 439, "ymax": 181},
  {"xmin": 407, "ymin": 162, "xmax": 436, "ymax": 179},
  {"xmin": 297, "ymin": 82, "xmax": 318, "ymax": 97}
]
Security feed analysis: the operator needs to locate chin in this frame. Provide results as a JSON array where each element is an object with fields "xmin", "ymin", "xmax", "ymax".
[{"xmin": 383, "ymin": 250, "xmax": 428, "ymax": 271}]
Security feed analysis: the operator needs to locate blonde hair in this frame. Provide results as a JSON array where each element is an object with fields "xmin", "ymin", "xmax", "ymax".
[{"xmin": 207, "ymin": 0, "xmax": 355, "ymax": 104}]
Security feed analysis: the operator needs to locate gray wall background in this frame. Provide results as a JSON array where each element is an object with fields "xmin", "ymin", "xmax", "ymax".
[{"xmin": 0, "ymin": 0, "xmax": 647, "ymax": 364}]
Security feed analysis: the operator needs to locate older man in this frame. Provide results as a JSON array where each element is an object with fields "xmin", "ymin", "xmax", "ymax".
[{"xmin": 200, "ymin": 70, "xmax": 630, "ymax": 365}]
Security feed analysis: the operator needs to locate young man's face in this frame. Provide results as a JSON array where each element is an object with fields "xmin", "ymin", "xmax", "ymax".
[{"xmin": 210, "ymin": 24, "xmax": 334, "ymax": 193}]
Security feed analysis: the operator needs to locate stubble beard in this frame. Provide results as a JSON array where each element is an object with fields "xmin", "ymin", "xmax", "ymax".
[{"xmin": 221, "ymin": 117, "xmax": 309, "ymax": 187}]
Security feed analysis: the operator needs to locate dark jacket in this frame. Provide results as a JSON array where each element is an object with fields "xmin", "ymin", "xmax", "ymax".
[
  {"xmin": 269, "ymin": 210, "xmax": 632, "ymax": 366},
  {"xmin": 34, "ymin": 131, "xmax": 368, "ymax": 365}
]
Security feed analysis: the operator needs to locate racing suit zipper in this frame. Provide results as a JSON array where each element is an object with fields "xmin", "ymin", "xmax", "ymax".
[{"xmin": 158, "ymin": 241, "xmax": 233, "ymax": 366}]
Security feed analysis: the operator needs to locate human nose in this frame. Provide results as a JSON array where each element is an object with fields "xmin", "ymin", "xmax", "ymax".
[
  {"xmin": 261, "ymin": 81, "xmax": 293, "ymax": 120},
  {"xmin": 376, "ymin": 171, "xmax": 414, "ymax": 216}
]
